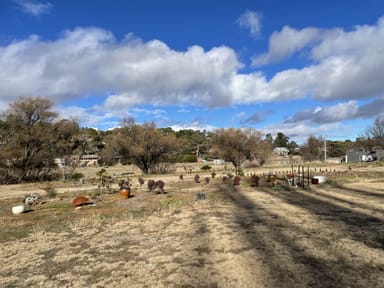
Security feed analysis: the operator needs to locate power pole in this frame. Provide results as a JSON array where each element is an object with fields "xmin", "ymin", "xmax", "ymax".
[{"xmin": 324, "ymin": 138, "xmax": 327, "ymax": 161}]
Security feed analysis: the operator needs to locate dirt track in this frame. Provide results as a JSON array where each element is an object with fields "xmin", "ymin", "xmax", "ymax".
[{"xmin": 1, "ymin": 174, "xmax": 383, "ymax": 288}]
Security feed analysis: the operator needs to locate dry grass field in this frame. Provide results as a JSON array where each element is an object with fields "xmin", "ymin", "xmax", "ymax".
[{"xmin": 0, "ymin": 161, "xmax": 383, "ymax": 287}]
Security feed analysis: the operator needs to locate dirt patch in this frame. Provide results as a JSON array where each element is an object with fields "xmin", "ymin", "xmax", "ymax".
[{"xmin": 0, "ymin": 163, "xmax": 383, "ymax": 287}]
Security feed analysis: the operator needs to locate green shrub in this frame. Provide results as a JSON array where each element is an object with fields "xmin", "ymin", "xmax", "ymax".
[
  {"xmin": 201, "ymin": 165, "xmax": 212, "ymax": 171},
  {"xmin": 236, "ymin": 169, "xmax": 244, "ymax": 176},
  {"xmin": 71, "ymin": 172, "xmax": 84, "ymax": 181}
]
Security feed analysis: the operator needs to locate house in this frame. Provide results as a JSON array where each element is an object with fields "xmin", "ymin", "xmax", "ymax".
[
  {"xmin": 345, "ymin": 148, "xmax": 384, "ymax": 162},
  {"xmin": 213, "ymin": 159, "xmax": 225, "ymax": 165},
  {"xmin": 273, "ymin": 147, "xmax": 290, "ymax": 157},
  {"xmin": 70, "ymin": 154, "xmax": 100, "ymax": 167}
]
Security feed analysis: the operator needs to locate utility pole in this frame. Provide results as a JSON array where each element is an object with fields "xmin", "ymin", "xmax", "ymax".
[{"xmin": 324, "ymin": 138, "xmax": 327, "ymax": 161}]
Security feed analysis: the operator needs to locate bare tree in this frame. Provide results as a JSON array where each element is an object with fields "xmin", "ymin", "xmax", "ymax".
[
  {"xmin": 102, "ymin": 119, "xmax": 180, "ymax": 174},
  {"xmin": 301, "ymin": 135, "xmax": 322, "ymax": 161},
  {"xmin": 0, "ymin": 97, "xmax": 79, "ymax": 183},
  {"xmin": 363, "ymin": 116, "xmax": 384, "ymax": 148},
  {"xmin": 211, "ymin": 128, "xmax": 266, "ymax": 174}
]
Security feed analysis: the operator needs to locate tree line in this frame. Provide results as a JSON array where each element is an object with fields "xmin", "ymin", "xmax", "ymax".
[{"xmin": 0, "ymin": 97, "xmax": 382, "ymax": 184}]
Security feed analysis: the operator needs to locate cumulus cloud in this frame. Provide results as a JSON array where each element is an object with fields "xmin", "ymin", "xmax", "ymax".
[
  {"xmin": 14, "ymin": 0, "xmax": 53, "ymax": 16},
  {"xmin": 285, "ymin": 96, "xmax": 384, "ymax": 126},
  {"xmin": 1, "ymin": 16, "xmax": 384, "ymax": 129},
  {"xmin": 252, "ymin": 26, "xmax": 324, "ymax": 66},
  {"xmin": 356, "ymin": 98, "xmax": 384, "ymax": 118},
  {"xmin": 250, "ymin": 17, "xmax": 384, "ymax": 104},
  {"xmin": 170, "ymin": 120, "xmax": 217, "ymax": 132},
  {"xmin": 286, "ymin": 101, "xmax": 359, "ymax": 124},
  {"xmin": 236, "ymin": 10, "xmax": 263, "ymax": 38},
  {"xmin": 0, "ymin": 27, "xmax": 241, "ymax": 110},
  {"xmin": 252, "ymin": 20, "xmax": 384, "ymax": 67}
]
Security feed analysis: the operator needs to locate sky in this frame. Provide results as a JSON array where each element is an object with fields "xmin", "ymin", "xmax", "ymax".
[{"xmin": 1, "ymin": 0, "xmax": 384, "ymax": 143}]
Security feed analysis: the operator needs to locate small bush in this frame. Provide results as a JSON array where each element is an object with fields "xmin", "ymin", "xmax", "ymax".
[
  {"xmin": 236, "ymin": 169, "xmax": 244, "ymax": 176},
  {"xmin": 201, "ymin": 165, "xmax": 212, "ymax": 171},
  {"xmin": 71, "ymin": 173, "xmax": 84, "ymax": 181}
]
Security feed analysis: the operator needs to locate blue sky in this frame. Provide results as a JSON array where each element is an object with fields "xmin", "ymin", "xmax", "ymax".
[{"xmin": 1, "ymin": 0, "xmax": 384, "ymax": 143}]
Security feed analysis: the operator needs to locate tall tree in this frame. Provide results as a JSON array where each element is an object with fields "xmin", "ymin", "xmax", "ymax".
[
  {"xmin": 300, "ymin": 135, "xmax": 322, "ymax": 161},
  {"xmin": 175, "ymin": 129, "xmax": 211, "ymax": 162},
  {"xmin": 328, "ymin": 141, "xmax": 348, "ymax": 157},
  {"xmin": 0, "ymin": 97, "xmax": 79, "ymax": 183},
  {"xmin": 363, "ymin": 116, "xmax": 384, "ymax": 148},
  {"xmin": 273, "ymin": 132, "xmax": 289, "ymax": 148},
  {"xmin": 102, "ymin": 119, "xmax": 180, "ymax": 174},
  {"xmin": 211, "ymin": 128, "xmax": 266, "ymax": 173}
]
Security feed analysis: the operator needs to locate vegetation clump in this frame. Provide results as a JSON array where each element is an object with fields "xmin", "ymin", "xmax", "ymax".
[
  {"xmin": 0, "ymin": 97, "xmax": 383, "ymax": 187},
  {"xmin": 201, "ymin": 165, "xmax": 211, "ymax": 171}
]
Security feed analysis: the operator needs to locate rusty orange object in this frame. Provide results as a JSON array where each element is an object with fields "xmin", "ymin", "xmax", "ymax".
[
  {"xmin": 71, "ymin": 196, "xmax": 89, "ymax": 207},
  {"xmin": 119, "ymin": 188, "xmax": 131, "ymax": 199}
]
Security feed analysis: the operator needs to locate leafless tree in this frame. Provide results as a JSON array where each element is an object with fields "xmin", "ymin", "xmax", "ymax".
[
  {"xmin": 363, "ymin": 116, "xmax": 384, "ymax": 148},
  {"xmin": 102, "ymin": 119, "xmax": 180, "ymax": 174},
  {"xmin": 300, "ymin": 135, "xmax": 323, "ymax": 161},
  {"xmin": 0, "ymin": 97, "xmax": 79, "ymax": 183},
  {"xmin": 211, "ymin": 128, "xmax": 267, "ymax": 174}
]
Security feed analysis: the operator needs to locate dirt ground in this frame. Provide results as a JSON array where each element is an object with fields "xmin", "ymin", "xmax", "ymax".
[{"xmin": 0, "ymin": 163, "xmax": 383, "ymax": 287}]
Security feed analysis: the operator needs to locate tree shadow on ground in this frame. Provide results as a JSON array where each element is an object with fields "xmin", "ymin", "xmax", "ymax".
[
  {"xmin": 324, "ymin": 180, "xmax": 384, "ymax": 198},
  {"xmin": 262, "ymin": 185, "xmax": 384, "ymax": 249},
  {"xmin": 214, "ymin": 184, "xmax": 384, "ymax": 288}
]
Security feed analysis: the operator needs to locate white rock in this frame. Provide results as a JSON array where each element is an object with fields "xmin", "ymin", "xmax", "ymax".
[{"xmin": 12, "ymin": 205, "xmax": 25, "ymax": 215}]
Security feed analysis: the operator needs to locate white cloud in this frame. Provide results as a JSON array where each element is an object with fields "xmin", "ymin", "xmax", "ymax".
[
  {"xmin": 236, "ymin": 10, "xmax": 263, "ymax": 38},
  {"xmin": 1, "ymin": 17, "xmax": 384, "ymax": 129},
  {"xmin": 252, "ymin": 26, "xmax": 324, "ymax": 66},
  {"xmin": 57, "ymin": 104, "xmax": 119, "ymax": 129},
  {"xmin": 170, "ymin": 120, "xmax": 217, "ymax": 132},
  {"xmin": 248, "ymin": 17, "xmax": 384, "ymax": 104},
  {"xmin": 0, "ymin": 28, "xmax": 241, "ymax": 110},
  {"xmin": 286, "ymin": 101, "xmax": 359, "ymax": 124},
  {"xmin": 311, "ymin": 17, "xmax": 384, "ymax": 61},
  {"xmin": 14, "ymin": 0, "xmax": 53, "ymax": 16}
]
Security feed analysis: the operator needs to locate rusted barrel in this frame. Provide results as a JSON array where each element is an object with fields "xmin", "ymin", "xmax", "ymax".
[{"xmin": 119, "ymin": 188, "xmax": 131, "ymax": 199}]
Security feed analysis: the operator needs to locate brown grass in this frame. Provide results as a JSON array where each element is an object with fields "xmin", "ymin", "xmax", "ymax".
[{"xmin": 0, "ymin": 162, "xmax": 383, "ymax": 287}]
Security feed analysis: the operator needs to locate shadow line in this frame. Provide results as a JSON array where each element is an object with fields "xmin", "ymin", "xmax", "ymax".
[{"xmin": 214, "ymin": 184, "xmax": 384, "ymax": 288}]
